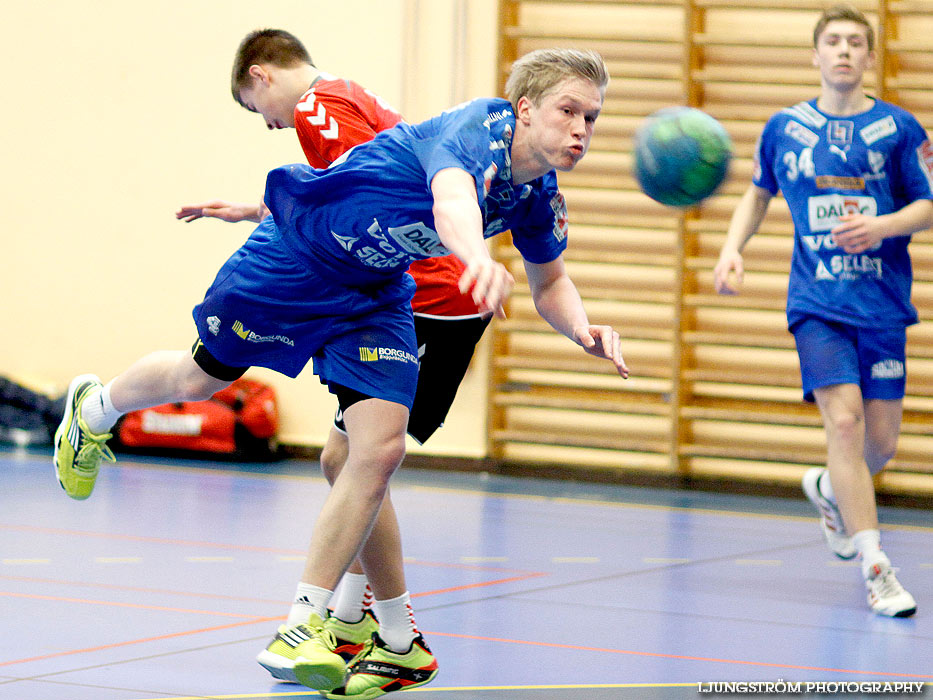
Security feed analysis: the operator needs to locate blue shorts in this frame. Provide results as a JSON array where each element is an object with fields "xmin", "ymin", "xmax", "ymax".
[
  {"xmin": 791, "ymin": 317, "xmax": 907, "ymax": 403},
  {"xmin": 192, "ymin": 218, "xmax": 419, "ymax": 409}
]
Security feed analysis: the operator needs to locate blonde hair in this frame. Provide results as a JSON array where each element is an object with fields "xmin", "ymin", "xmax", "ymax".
[{"xmin": 505, "ymin": 48, "xmax": 609, "ymax": 109}]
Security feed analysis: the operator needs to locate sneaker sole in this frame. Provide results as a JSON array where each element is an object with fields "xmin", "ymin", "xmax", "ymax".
[
  {"xmin": 53, "ymin": 374, "xmax": 101, "ymax": 497},
  {"xmin": 872, "ymin": 602, "xmax": 918, "ymax": 618},
  {"xmin": 322, "ymin": 668, "xmax": 438, "ymax": 700},
  {"xmin": 293, "ymin": 657, "xmax": 346, "ymax": 692},
  {"xmin": 255, "ymin": 650, "xmax": 299, "ymax": 684}
]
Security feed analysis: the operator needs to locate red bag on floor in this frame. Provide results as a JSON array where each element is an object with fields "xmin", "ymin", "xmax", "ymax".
[{"xmin": 112, "ymin": 378, "xmax": 279, "ymax": 460}]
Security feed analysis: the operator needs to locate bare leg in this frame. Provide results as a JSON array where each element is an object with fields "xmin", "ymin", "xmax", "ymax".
[
  {"xmin": 109, "ymin": 350, "xmax": 231, "ymax": 412},
  {"xmin": 813, "ymin": 383, "xmax": 877, "ymax": 534},
  {"xmin": 863, "ymin": 398, "xmax": 903, "ymax": 476},
  {"xmin": 319, "ymin": 428, "xmax": 406, "ymax": 599},
  {"xmin": 300, "ymin": 398, "xmax": 408, "ymax": 592}
]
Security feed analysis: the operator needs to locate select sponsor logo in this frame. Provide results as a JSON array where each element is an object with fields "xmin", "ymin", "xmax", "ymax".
[
  {"xmin": 358, "ymin": 346, "xmax": 418, "ymax": 364},
  {"xmin": 207, "ymin": 316, "xmax": 221, "ymax": 336},
  {"xmin": 232, "ymin": 320, "xmax": 295, "ymax": 347},
  {"xmin": 807, "ymin": 194, "xmax": 877, "ymax": 232}
]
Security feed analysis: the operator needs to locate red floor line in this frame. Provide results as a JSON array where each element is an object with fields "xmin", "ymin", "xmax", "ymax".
[
  {"xmin": 0, "ymin": 617, "xmax": 279, "ymax": 668},
  {"xmin": 0, "ymin": 575, "xmax": 288, "ymax": 605},
  {"xmin": 0, "ymin": 591, "xmax": 268, "ymax": 619},
  {"xmin": 412, "ymin": 572, "xmax": 549, "ymax": 598},
  {"xmin": 424, "ymin": 631, "xmax": 933, "ymax": 680}
]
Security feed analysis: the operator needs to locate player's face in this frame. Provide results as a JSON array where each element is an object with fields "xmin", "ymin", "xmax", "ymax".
[
  {"xmin": 813, "ymin": 20, "xmax": 874, "ymax": 90},
  {"xmin": 238, "ymin": 76, "xmax": 296, "ymax": 130},
  {"xmin": 522, "ymin": 77, "xmax": 603, "ymax": 173}
]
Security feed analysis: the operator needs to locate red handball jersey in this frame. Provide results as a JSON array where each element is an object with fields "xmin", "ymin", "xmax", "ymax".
[{"xmin": 293, "ymin": 75, "xmax": 481, "ymax": 317}]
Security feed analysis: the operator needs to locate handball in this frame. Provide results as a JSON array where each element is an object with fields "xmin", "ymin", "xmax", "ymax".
[{"xmin": 634, "ymin": 106, "xmax": 732, "ymax": 208}]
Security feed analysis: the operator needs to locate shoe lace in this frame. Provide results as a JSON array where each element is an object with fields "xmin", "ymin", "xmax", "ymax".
[
  {"xmin": 871, "ymin": 568, "xmax": 905, "ymax": 598},
  {"xmin": 304, "ymin": 619, "xmax": 339, "ymax": 652},
  {"xmin": 346, "ymin": 638, "xmax": 376, "ymax": 671},
  {"xmin": 75, "ymin": 432, "xmax": 116, "ymax": 474}
]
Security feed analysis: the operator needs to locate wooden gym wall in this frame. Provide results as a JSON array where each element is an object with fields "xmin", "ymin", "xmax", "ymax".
[{"xmin": 492, "ymin": 0, "xmax": 933, "ymax": 496}]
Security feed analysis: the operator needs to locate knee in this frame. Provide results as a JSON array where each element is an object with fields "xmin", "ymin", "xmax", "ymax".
[
  {"xmin": 320, "ymin": 441, "xmax": 347, "ymax": 486},
  {"xmin": 358, "ymin": 436, "xmax": 406, "ymax": 490},
  {"xmin": 824, "ymin": 409, "xmax": 863, "ymax": 443},
  {"xmin": 176, "ymin": 369, "xmax": 227, "ymax": 402}
]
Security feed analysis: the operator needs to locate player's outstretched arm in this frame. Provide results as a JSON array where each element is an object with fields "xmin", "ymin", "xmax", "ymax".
[
  {"xmin": 431, "ymin": 168, "xmax": 514, "ymax": 317},
  {"xmin": 176, "ymin": 199, "xmax": 265, "ymax": 224},
  {"xmin": 524, "ymin": 257, "xmax": 628, "ymax": 378},
  {"xmin": 714, "ymin": 184, "xmax": 772, "ymax": 295}
]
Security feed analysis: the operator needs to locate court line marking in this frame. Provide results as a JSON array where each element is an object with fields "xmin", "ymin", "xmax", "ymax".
[
  {"xmin": 24, "ymin": 454, "xmax": 928, "ymax": 532},
  {"xmin": 121, "ymin": 685, "xmax": 698, "ymax": 700},
  {"xmin": 0, "ymin": 523, "xmax": 543, "ymax": 576},
  {"xmin": 0, "ymin": 617, "xmax": 279, "ymax": 669},
  {"xmin": 407, "ymin": 484, "xmax": 933, "ymax": 533},
  {"xmin": 0, "ymin": 573, "xmax": 548, "ymax": 669},
  {"xmin": 0, "ymin": 590, "xmax": 269, "ymax": 619},
  {"xmin": 425, "ymin": 631, "xmax": 933, "ymax": 680}
]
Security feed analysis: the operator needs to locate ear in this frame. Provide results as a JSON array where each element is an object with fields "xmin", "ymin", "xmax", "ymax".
[
  {"xmin": 515, "ymin": 95, "xmax": 533, "ymax": 125},
  {"xmin": 811, "ymin": 47, "xmax": 820, "ymax": 68},
  {"xmin": 248, "ymin": 64, "xmax": 270, "ymax": 85}
]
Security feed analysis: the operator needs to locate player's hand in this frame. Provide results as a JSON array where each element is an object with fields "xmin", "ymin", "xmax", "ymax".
[
  {"xmin": 176, "ymin": 200, "xmax": 262, "ymax": 224},
  {"xmin": 458, "ymin": 258, "xmax": 514, "ymax": 319},
  {"xmin": 713, "ymin": 249, "xmax": 744, "ymax": 295},
  {"xmin": 573, "ymin": 325, "xmax": 628, "ymax": 378},
  {"xmin": 832, "ymin": 213, "xmax": 884, "ymax": 254}
]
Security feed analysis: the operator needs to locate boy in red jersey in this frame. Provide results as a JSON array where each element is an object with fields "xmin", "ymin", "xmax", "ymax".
[{"xmin": 176, "ymin": 29, "xmax": 489, "ymax": 688}]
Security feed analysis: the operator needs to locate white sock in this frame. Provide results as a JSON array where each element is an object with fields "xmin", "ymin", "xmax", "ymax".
[
  {"xmin": 330, "ymin": 573, "xmax": 373, "ymax": 623},
  {"xmin": 287, "ymin": 582, "xmax": 332, "ymax": 626},
  {"xmin": 817, "ymin": 470, "xmax": 836, "ymax": 503},
  {"xmin": 853, "ymin": 529, "xmax": 889, "ymax": 578},
  {"xmin": 80, "ymin": 381, "xmax": 122, "ymax": 434},
  {"xmin": 372, "ymin": 591, "xmax": 418, "ymax": 652}
]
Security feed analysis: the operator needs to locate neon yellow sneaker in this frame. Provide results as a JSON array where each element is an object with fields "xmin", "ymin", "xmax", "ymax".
[
  {"xmin": 257, "ymin": 613, "xmax": 346, "ymax": 687},
  {"xmin": 323, "ymin": 633, "xmax": 438, "ymax": 699},
  {"xmin": 289, "ymin": 613, "xmax": 348, "ymax": 691},
  {"xmin": 326, "ymin": 609, "xmax": 380, "ymax": 661},
  {"xmin": 53, "ymin": 374, "xmax": 115, "ymax": 500}
]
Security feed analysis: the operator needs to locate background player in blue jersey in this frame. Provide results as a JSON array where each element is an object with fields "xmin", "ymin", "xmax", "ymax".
[
  {"xmin": 54, "ymin": 48, "xmax": 628, "ymax": 696},
  {"xmin": 714, "ymin": 4, "xmax": 932, "ymax": 618}
]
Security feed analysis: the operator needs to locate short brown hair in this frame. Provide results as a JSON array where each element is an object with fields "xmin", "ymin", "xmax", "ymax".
[
  {"xmin": 231, "ymin": 29, "xmax": 314, "ymax": 106},
  {"xmin": 504, "ymin": 48, "xmax": 609, "ymax": 109},
  {"xmin": 813, "ymin": 4, "xmax": 874, "ymax": 52}
]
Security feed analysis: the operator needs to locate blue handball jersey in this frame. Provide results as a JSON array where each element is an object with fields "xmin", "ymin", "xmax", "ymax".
[
  {"xmin": 263, "ymin": 97, "xmax": 569, "ymax": 286},
  {"xmin": 754, "ymin": 98, "xmax": 933, "ymax": 329}
]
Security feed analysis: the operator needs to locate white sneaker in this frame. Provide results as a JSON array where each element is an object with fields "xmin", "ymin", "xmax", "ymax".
[
  {"xmin": 866, "ymin": 564, "xmax": 917, "ymax": 618},
  {"xmin": 801, "ymin": 468, "xmax": 856, "ymax": 559}
]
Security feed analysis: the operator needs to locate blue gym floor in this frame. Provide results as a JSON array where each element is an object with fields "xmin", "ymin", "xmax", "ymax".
[{"xmin": 1, "ymin": 447, "xmax": 930, "ymax": 699}]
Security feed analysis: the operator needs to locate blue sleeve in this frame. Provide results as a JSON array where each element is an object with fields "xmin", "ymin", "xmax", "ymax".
[
  {"xmin": 753, "ymin": 116, "xmax": 780, "ymax": 195},
  {"xmin": 409, "ymin": 105, "xmax": 491, "ymax": 205},
  {"xmin": 892, "ymin": 113, "xmax": 933, "ymax": 204},
  {"xmin": 510, "ymin": 179, "xmax": 569, "ymax": 264}
]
